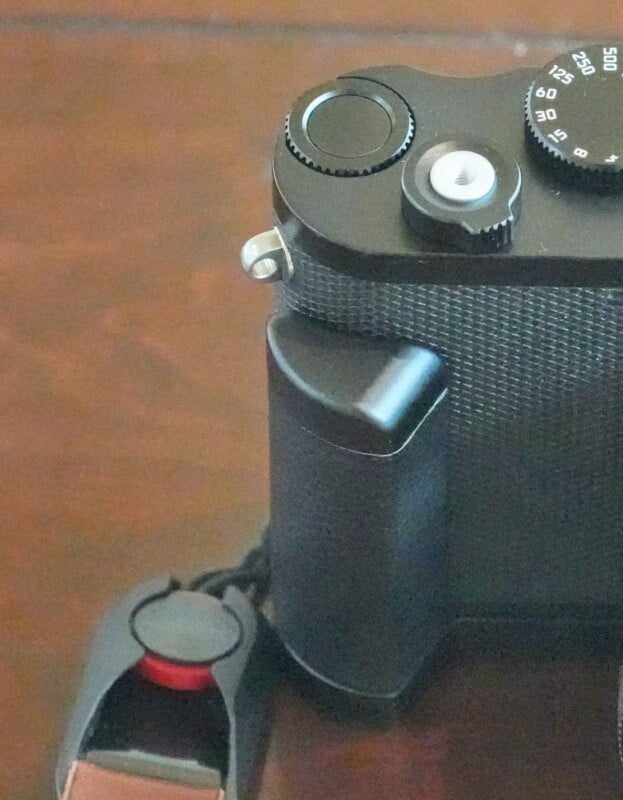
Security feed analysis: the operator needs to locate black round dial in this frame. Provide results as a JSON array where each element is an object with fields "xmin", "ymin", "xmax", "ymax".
[
  {"xmin": 526, "ymin": 44, "xmax": 623, "ymax": 190},
  {"xmin": 285, "ymin": 78, "xmax": 414, "ymax": 177}
]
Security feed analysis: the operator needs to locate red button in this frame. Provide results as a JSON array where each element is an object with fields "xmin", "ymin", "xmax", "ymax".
[{"xmin": 135, "ymin": 654, "xmax": 217, "ymax": 691}]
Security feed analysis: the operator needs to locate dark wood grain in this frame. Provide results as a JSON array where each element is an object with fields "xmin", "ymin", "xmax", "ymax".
[
  {"xmin": 0, "ymin": 28, "xmax": 620, "ymax": 800},
  {"xmin": 265, "ymin": 656, "xmax": 623, "ymax": 800},
  {"xmin": 3, "ymin": 2, "xmax": 623, "ymax": 38}
]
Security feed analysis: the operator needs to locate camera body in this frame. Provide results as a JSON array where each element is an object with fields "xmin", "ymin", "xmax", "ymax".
[{"xmin": 250, "ymin": 47, "xmax": 623, "ymax": 709}]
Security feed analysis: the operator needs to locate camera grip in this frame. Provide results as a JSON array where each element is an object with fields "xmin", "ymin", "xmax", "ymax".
[{"xmin": 267, "ymin": 312, "xmax": 448, "ymax": 707}]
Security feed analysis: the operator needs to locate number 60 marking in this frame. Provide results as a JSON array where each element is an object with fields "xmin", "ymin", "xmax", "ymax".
[{"xmin": 535, "ymin": 86, "xmax": 558, "ymax": 99}]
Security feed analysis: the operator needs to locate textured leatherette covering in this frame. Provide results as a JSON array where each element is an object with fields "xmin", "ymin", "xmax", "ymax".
[
  {"xmin": 277, "ymin": 245, "xmax": 623, "ymax": 613},
  {"xmin": 269, "ymin": 379, "xmax": 448, "ymax": 697}
]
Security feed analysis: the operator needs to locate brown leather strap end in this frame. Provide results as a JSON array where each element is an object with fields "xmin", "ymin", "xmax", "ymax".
[{"xmin": 61, "ymin": 761, "xmax": 224, "ymax": 800}]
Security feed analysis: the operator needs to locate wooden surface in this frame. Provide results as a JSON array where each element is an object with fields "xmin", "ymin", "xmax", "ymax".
[
  {"xmin": 0, "ymin": 12, "xmax": 621, "ymax": 800},
  {"xmin": 3, "ymin": 3, "xmax": 623, "ymax": 37}
]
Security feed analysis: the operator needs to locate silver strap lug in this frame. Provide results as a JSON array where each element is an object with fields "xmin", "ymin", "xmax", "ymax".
[{"xmin": 240, "ymin": 227, "xmax": 293, "ymax": 283}]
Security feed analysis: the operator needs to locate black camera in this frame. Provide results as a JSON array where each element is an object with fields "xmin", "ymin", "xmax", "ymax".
[
  {"xmin": 55, "ymin": 45, "xmax": 623, "ymax": 799},
  {"xmin": 242, "ymin": 44, "xmax": 623, "ymax": 712}
]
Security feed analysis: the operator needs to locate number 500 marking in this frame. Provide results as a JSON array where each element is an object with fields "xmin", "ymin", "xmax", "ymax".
[{"xmin": 603, "ymin": 46, "xmax": 618, "ymax": 72}]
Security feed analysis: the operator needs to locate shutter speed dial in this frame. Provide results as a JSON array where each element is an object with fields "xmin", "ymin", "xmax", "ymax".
[{"xmin": 526, "ymin": 44, "xmax": 623, "ymax": 190}]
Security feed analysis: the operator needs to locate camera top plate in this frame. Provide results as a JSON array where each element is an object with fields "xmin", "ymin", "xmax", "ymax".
[{"xmin": 273, "ymin": 50, "xmax": 623, "ymax": 286}]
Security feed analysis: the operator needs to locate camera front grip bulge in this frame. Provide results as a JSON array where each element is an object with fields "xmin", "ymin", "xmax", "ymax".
[{"xmin": 266, "ymin": 311, "xmax": 449, "ymax": 710}]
